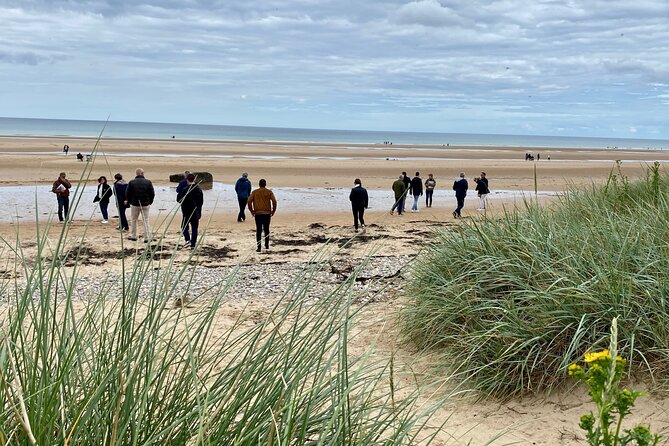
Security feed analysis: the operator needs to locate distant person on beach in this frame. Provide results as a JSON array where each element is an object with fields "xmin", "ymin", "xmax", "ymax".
[
  {"xmin": 176, "ymin": 170, "xmax": 191, "ymax": 202},
  {"xmin": 391, "ymin": 175, "xmax": 407, "ymax": 215},
  {"xmin": 180, "ymin": 173, "xmax": 204, "ymax": 250},
  {"xmin": 76, "ymin": 152, "xmax": 84, "ymax": 161},
  {"xmin": 113, "ymin": 173, "xmax": 129, "ymax": 232},
  {"xmin": 247, "ymin": 179, "xmax": 277, "ymax": 253},
  {"xmin": 51, "ymin": 172, "xmax": 72, "ymax": 222},
  {"xmin": 474, "ymin": 172, "xmax": 490, "ymax": 211},
  {"xmin": 235, "ymin": 172, "xmax": 252, "ymax": 222},
  {"xmin": 63, "ymin": 144, "xmax": 69, "ymax": 155},
  {"xmin": 409, "ymin": 172, "xmax": 423, "ymax": 212},
  {"xmin": 452, "ymin": 172, "xmax": 468, "ymax": 218},
  {"xmin": 125, "ymin": 168, "xmax": 155, "ymax": 242},
  {"xmin": 425, "ymin": 173, "xmax": 436, "ymax": 208},
  {"xmin": 93, "ymin": 176, "xmax": 112, "ymax": 224},
  {"xmin": 349, "ymin": 178, "xmax": 368, "ymax": 232}
]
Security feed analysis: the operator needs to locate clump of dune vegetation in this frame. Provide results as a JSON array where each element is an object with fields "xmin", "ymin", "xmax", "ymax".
[
  {"xmin": 0, "ymin": 219, "xmax": 442, "ymax": 445},
  {"xmin": 403, "ymin": 162, "xmax": 669, "ymax": 397}
]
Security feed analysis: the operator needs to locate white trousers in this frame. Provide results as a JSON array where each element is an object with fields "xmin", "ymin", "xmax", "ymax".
[
  {"xmin": 478, "ymin": 194, "xmax": 488, "ymax": 210},
  {"xmin": 130, "ymin": 205, "xmax": 151, "ymax": 239}
]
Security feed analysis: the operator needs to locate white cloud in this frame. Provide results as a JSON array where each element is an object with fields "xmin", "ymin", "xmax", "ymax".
[{"xmin": 0, "ymin": 0, "xmax": 668, "ymax": 138}]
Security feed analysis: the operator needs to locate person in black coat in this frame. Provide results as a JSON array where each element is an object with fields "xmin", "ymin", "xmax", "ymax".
[
  {"xmin": 125, "ymin": 168, "xmax": 155, "ymax": 241},
  {"xmin": 409, "ymin": 172, "xmax": 423, "ymax": 212},
  {"xmin": 113, "ymin": 173, "xmax": 129, "ymax": 231},
  {"xmin": 180, "ymin": 173, "xmax": 204, "ymax": 249},
  {"xmin": 93, "ymin": 176, "xmax": 113, "ymax": 224},
  {"xmin": 452, "ymin": 172, "xmax": 468, "ymax": 218},
  {"xmin": 349, "ymin": 178, "xmax": 369, "ymax": 232}
]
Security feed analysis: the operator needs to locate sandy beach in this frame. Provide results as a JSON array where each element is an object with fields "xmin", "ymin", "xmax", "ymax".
[{"xmin": 2, "ymin": 135, "xmax": 669, "ymax": 445}]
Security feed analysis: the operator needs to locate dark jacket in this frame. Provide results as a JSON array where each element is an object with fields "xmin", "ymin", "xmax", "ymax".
[
  {"xmin": 410, "ymin": 176, "xmax": 423, "ymax": 196},
  {"xmin": 126, "ymin": 175, "xmax": 155, "ymax": 206},
  {"xmin": 235, "ymin": 177, "xmax": 252, "ymax": 199},
  {"xmin": 402, "ymin": 175, "xmax": 411, "ymax": 190},
  {"xmin": 176, "ymin": 179, "xmax": 188, "ymax": 202},
  {"xmin": 181, "ymin": 184, "xmax": 204, "ymax": 220},
  {"xmin": 349, "ymin": 185, "xmax": 368, "ymax": 208},
  {"xmin": 114, "ymin": 180, "xmax": 128, "ymax": 207},
  {"xmin": 475, "ymin": 178, "xmax": 490, "ymax": 195},
  {"xmin": 453, "ymin": 178, "xmax": 468, "ymax": 198},
  {"xmin": 392, "ymin": 179, "xmax": 407, "ymax": 200},
  {"xmin": 93, "ymin": 183, "xmax": 112, "ymax": 204}
]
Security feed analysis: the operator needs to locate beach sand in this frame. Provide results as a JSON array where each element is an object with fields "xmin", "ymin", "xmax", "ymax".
[{"xmin": 1, "ymin": 136, "xmax": 668, "ymax": 444}]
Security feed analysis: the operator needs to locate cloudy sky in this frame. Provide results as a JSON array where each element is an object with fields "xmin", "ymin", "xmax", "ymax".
[{"xmin": 1, "ymin": 0, "xmax": 668, "ymax": 138}]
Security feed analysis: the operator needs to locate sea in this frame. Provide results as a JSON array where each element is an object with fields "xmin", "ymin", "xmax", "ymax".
[{"xmin": 1, "ymin": 116, "xmax": 668, "ymax": 150}]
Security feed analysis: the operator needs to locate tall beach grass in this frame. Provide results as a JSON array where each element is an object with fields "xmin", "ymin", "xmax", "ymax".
[
  {"xmin": 0, "ymin": 218, "xmax": 449, "ymax": 445},
  {"xmin": 402, "ymin": 162, "xmax": 669, "ymax": 398},
  {"xmin": 0, "ymin": 146, "xmax": 445, "ymax": 445}
]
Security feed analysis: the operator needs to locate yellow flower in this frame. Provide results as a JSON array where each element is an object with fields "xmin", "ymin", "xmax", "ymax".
[
  {"xmin": 584, "ymin": 349, "xmax": 610, "ymax": 363},
  {"xmin": 568, "ymin": 364, "xmax": 583, "ymax": 376}
]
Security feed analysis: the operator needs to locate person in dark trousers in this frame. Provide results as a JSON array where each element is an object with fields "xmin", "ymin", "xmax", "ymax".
[
  {"xmin": 125, "ymin": 168, "xmax": 155, "ymax": 242},
  {"xmin": 176, "ymin": 170, "xmax": 190, "ymax": 202},
  {"xmin": 52, "ymin": 172, "xmax": 72, "ymax": 222},
  {"xmin": 93, "ymin": 175, "xmax": 113, "ymax": 224},
  {"xmin": 180, "ymin": 173, "xmax": 204, "ymax": 250},
  {"xmin": 235, "ymin": 172, "xmax": 252, "ymax": 222},
  {"xmin": 401, "ymin": 171, "xmax": 411, "ymax": 211},
  {"xmin": 391, "ymin": 175, "xmax": 407, "ymax": 215},
  {"xmin": 425, "ymin": 173, "xmax": 436, "ymax": 207},
  {"xmin": 410, "ymin": 172, "xmax": 423, "ymax": 212},
  {"xmin": 349, "ymin": 178, "xmax": 368, "ymax": 232},
  {"xmin": 452, "ymin": 172, "xmax": 468, "ymax": 218},
  {"xmin": 247, "ymin": 179, "xmax": 277, "ymax": 252},
  {"xmin": 113, "ymin": 173, "xmax": 129, "ymax": 231}
]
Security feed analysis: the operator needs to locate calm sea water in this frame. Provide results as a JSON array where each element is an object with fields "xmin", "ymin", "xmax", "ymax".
[{"xmin": 1, "ymin": 117, "xmax": 668, "ymax": 150}]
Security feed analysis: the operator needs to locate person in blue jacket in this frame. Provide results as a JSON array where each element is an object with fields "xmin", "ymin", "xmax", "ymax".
[
  {"xmin": 452, "ymin": 172, "xmax": 469, "ymax": 218},
  {"xmin": 235, "ymin": 172, "xmax": 252, "ymax": 222},
  {"xmin": 113, "ymin": 173, "xmax": 129, "ymax": 231}
]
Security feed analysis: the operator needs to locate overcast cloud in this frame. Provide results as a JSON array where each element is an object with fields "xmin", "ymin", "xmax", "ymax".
[{"xmin": 1, "ymin": 0, "xmax": 668, "ymax": 138}]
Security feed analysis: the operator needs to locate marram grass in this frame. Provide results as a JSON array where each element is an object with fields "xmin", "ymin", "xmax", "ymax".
[
  {"xmin": 0, "ymin": 223, "xmax": 444, "ymax": 445},
  {"xmin": 402, "ymin": 163, "xmax": 669, "ymax": 398}
]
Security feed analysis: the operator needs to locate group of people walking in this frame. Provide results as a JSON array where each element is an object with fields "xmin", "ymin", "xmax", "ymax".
[
  {"xmin": 390, "ymin": 171, "xmax": 438, "ymax": 215},
  {"xmin": 388, "ymin": 171, "xmax": 489, "ymax": 218},
  {"xmin": 51, "ymin": 169, "xmax": 157, "ymax": 244},
  {"xmin": 52, "ymin": 168, "xmax": 490, "ymax": 252}
]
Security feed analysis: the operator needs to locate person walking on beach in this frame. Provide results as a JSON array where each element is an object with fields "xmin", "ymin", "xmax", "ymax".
[
  {"xmin": 93, "ymin": 176, "xmax": 112, "ymax": 224},
  {"xmin": 452, "ymin": 172, "xmax": 468, "ymax": 218},
  {"xmin": 349, "ymin": 178, "xmax": 368, "ymax": 232},
  {"xmin": 125, "ymin": 168, "xmax": 155, "ymax": 242},
  {"xmin": 410, "ymin": 172, "xmax": 423, "ymax": 212},
  {"xmin": 113, "ymin": 173, "xmax": 129, "ymax": 232},
  {"xmin": 52, "ymin": 172, "xmax": 72, "ymax": 222},
  {"xmin": 247, "ymin": 179, "xmax": 277, "ymax": 253},
  {"xmin": 391, "ymin": 175, "xmax": 407, "ymax": 215},
  {"xmin": 475, "ymin": 172, "xmax": 490, "ymax": 210},
  {"xmin": 235, "ymin": 172, "xmax": 252, "ymax": 222},
  {"xmin": 425, "ymin": 173, "xmax": 436, "ymax": 208},
  {"xmin": 180, "ymin": 173, "xmax": 204, "ymax": 250},
  {"xmin": 401, "ymin": 171, "xmax": 411, "ymax": 211},
  {"xmin": 176, "ymin": 170, "xmax": 191, "ymax": 202},
  {"xmin": 63, "ymin": 144, "xmax": 69, "ymax": 155}
]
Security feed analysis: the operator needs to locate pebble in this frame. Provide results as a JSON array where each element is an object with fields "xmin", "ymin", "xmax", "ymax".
[{"xmin": 2, "ymin": 255, "xmax": 415, "ymax": 306}]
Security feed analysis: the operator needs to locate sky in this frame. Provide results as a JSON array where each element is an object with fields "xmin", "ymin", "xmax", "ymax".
[{"xmin": 1, "ymin": 0, "xmax": 668, "ymax": 138}]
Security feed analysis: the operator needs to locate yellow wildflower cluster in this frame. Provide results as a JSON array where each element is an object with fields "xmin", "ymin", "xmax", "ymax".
[{"xmin": 584, "ymin": 349, "xmax": 610, "ymax": 363}]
